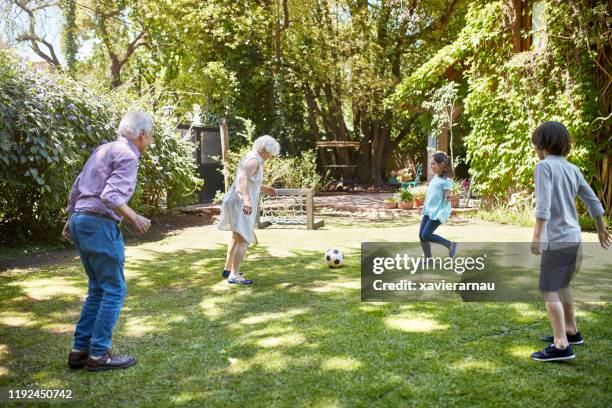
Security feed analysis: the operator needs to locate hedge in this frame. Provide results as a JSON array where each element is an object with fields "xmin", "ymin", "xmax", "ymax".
[{"xmin": 0, "ymin": 51, "xmax": 202, "ymax": 244}]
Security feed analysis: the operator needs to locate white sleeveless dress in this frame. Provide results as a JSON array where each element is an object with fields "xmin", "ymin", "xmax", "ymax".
[{"xmin": 218, "ymin": 150, "xmax": 264, "ymax": 244}]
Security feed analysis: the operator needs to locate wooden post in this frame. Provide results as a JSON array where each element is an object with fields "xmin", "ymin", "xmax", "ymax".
[
  {"xmin": 219, "ymin": 119, "xmax": 230, "ymax": 192},
  {"xmin": 465, "ymin": 175, "xmax": 474, "ymax": 208},
  {"xmin": 306, "ymin": 189, "xmax": 314, "ymax": 230}
]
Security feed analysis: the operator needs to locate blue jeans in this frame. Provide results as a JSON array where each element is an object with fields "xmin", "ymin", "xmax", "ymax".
[
  {"xmin": 419, "ymin": 215, "xmax": 451, "ymax": 258},
  {"xmin": 69, "ymin": 213, "xmax": 126, "ymax": 357}
]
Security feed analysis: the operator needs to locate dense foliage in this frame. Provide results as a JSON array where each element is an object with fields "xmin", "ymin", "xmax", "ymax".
[
  {"xmin": 392, "ymin": 1, "xmax": 611, "ymax": 214},
  {"xmin": 37, "ymin": 0, "xmax": 468, "ymax": 185},
  {"xmin": 223, "ymin": 146, "xmax": 321, "ymax": 192},
  {"xmin": 4, "ymin": 0, "xmax": 610, "ymax": 223},
  {"xmin": 0, "ymin": 51, "xmax": 202, "ymax": 244}
]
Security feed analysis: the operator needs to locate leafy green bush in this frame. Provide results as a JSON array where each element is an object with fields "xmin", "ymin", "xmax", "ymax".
[
  {"xmin": 213, "ymin": 190, "xmax": 226, "ymax": 205},
  {"xmin": 470, "ymin": 206, "xmax": 535, "ymax": 229},
  {"xmin": 128, "ymin": 103, "xmax": 202, "ymax": 216},
  {"xmin": 466, "ymin": 192, "xmax": 610, "ymax": 233},
  {"xmin": 223, "ymin": 146, "xmax": 321, "ymax": 191},
  {"xmin": 0, "ymin": 51, "xmax": 201, "ymax": 244}
]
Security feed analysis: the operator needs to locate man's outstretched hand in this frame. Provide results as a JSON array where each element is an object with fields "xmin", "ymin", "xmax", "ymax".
[
  {"xmin": 114, "ymin": 204, "xmax": 151, "ymax": 234},
  {"xmin": 62, "ymin": 221, "xmax": 72, "ymax": 242},
  {"xmin": 131, "ymin": 214, "xmax": 151, "ymax": 234}
]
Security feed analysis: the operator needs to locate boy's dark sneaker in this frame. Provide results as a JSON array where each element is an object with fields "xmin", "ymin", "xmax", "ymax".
[
  {"xmin": 540, "ymin": 331, "xmax": 583, "ymax": 345},
  {"xmin": 531, "ymin": 344, "xmax": 575, "ymax": 362},
  {"xmin": 222, "ymin": 269, "xmax": 231, "ymax": 278}
]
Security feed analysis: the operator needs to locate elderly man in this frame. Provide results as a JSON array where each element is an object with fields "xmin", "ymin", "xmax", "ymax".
[{"xmin": 64, "ymin": 111, "xmax": 153, "ymax": 371}]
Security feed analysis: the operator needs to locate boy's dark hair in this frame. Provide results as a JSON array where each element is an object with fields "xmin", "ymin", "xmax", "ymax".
[
  {"xmin": 532, "ymin": 121, "xmax": 572, "ymax": 156},
  {"xmin": 432, "ymin": 152, "xmax": 454, "ymax": 178}
]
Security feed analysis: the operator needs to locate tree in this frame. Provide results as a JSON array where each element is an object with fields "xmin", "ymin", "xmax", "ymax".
[
  {"xmin": 127, "ymin": 0, "xmax": 468, "ymax": 181},
  {"xmin": 9, "ymin": 0, "xmax": 63, "ymax": 69},
  {"xmin": 75, "ymin": 0, "xmax": 147, "ymax": 88},
  {"xmin": 422, "ymin": 81, "xmax": 460, "ymax": 167},
  {"xmin": 283, "ymin": 0, "xmax": 467, "ymax": 186}
]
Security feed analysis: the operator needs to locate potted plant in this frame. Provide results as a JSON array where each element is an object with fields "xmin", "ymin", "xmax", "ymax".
[
  {"xmin": 450, "ymin": 180, "xmax": 463, "ymax": 208},
  {"xmin": 383, "ymin": 196, "xmax": 397, "ymax": 209},
  {"xmin": 398, "ymin": 188, "xmax": 414, "ymax": 209},
  {"xmin": 411, "ymin": 185, "xmax": 427, "ymax": 207}
]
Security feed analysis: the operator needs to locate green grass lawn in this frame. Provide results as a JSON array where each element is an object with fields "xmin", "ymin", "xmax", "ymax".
[{"xmin": 0, "ymin": 216, "xmax": 610, "ymax": 407}]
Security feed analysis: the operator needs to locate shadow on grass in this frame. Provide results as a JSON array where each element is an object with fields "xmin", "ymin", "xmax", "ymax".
[{"xmin": 0, "ymin": 243, "xmax": 610, "ymax": 407}]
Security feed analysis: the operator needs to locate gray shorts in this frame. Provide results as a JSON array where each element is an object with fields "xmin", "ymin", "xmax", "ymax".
[{"xmin": 539, "ymin": 244, "xmax": 581, "ymax": 292}]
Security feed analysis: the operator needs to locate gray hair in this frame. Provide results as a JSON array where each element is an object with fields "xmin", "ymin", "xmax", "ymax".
[
  {"xmin": 118, "ymin": 111, "xmax": 154, "ymax": 140},
  {"xmin": 253, "ymin": 135, "xmax": 280, "ymax": 156}
]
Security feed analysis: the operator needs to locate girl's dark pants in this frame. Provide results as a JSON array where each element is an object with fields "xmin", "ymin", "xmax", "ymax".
[{"xmin": 419, "ymin": 215, "xmax": 451, "ymax": 258}]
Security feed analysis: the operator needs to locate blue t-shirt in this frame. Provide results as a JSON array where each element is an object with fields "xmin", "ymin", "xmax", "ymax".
[{"xmin": 421, "ymin": 176, "xmax": 452, "ymax": 223}]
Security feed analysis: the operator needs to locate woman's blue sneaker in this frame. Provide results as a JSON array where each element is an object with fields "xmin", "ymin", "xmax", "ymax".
[
  {"xmin": 531, "ymin": 344, "xmax": 575, "ymax": 362},
  {"xmin": 222, "ymin": 269, "xmax": 231, "ymax": 278},
  {"xmin": 228, "ymin": 276, "xmax": 253, "ymax": 285}
]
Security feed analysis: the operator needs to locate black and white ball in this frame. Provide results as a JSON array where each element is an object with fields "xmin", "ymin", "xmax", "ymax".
[{"xmin": 325, "ymin": 249, "xmax": 344, "ymax": 268}]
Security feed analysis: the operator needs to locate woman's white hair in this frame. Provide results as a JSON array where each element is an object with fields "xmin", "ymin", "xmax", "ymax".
[
  {"xmin": 118, "ymin": 111, "xmax": 154, "ymax": 140},
  {"xmin": 253, "ymin": 135, "xmax": 280, "ymax": 156}
]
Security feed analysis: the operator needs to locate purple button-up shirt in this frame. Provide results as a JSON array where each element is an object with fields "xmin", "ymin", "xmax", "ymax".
[{"xmin": 66, "ymin": 136, "xmax": 141, "ymax": 222}]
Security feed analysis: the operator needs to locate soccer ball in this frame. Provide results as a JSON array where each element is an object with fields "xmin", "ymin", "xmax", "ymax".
[{"xmin": 325, "ymin": 249, "xmax": 344, "ymax": 268}]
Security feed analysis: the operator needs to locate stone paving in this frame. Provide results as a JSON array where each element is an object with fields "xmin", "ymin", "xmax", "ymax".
[
  {"xmin": 183, "ymin": 192, "xmax": 478, "ymax": 216},
  {"xmin": 314, "ymin": 192, "xmax": 392, "ymax": 211}
]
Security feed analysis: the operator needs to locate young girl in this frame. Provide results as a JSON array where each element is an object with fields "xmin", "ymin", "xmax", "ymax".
[
  {"xmin": 530, "ymin": 121, "xmax": 610, "ymax": 362},
  {"xmin": 419, "ymin": 152, "xmax": 458, "ymax": 261}
]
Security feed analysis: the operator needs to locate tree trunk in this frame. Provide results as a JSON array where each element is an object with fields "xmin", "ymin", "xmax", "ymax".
[
  {"xmin": 321, "ymin": 82, "xmax": 351, "ymax": 171},
  {"xmin": 110, "ymin": 57, "xmax": 122, "ymax": 89},
  {"xmin": 304, "ymin": 86, "xmax": 330, "ymax": 168},
  {"xmin": 438, "ymin": 128, "xmax": 449, "ymax": 153},
  {"xmin": 356, "ymin": 115, "xmax": 373, "ymax": 183},
  {"xmin": 355, "ymin": 116, "xmax": 393, "ymax": 187},
  {"xmin": 508, "ymin": 0, "xmax": 531, "ymax": 53},
  {"xmin": 371, "ymin": 125, "xmax": 392, "ymax": 187}
]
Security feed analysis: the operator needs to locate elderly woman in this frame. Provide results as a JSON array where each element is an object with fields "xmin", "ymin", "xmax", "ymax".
[{"xmin": 218, "ymin": 135, "xmax": 280, "ymax": 284}]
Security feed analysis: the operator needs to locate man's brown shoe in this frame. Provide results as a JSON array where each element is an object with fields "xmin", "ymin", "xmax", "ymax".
[
  {"xmin": 85, "ymin": 350, "xmax": 136, "ymax": 372},
  {"xmin": 68, "ymin": 350, "xmax": 89, "ymax": 369}
]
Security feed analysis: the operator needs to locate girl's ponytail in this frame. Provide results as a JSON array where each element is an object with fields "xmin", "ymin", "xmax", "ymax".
[{"xmin": 445, "ymin": 155, "xmax": 455, "ymax": 178}]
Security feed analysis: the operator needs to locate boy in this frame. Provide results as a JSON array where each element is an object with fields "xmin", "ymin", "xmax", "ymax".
[{"xmin": 530, "ymin": 121, "xmax": 611, "ymax": 362}]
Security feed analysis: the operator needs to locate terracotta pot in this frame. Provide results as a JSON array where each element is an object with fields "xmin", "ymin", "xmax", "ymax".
[
  {"xmin": 414, "ymin": 198, "xmax": 424, "ymax": 207},
  {"xmin": 383, "ymin": 201, "xmax": 397, "ymax": 209},
  {"xmin": 451, "ymin": 196, "xmax": 459, "ymax": 208},
  {"xmin": 398, "ymin": 201, "xmax": 413, "ymax": 210}
]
